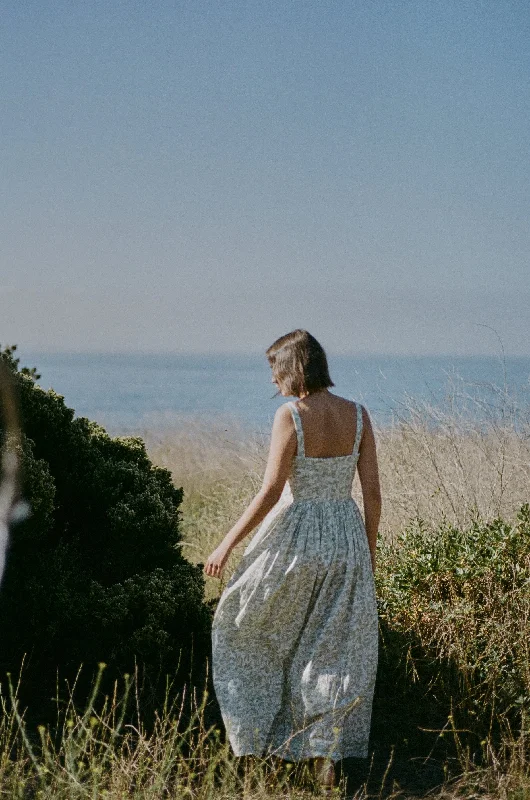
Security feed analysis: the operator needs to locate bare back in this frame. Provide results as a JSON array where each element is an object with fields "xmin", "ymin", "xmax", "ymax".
[{"xmin": 292, "ymin": 392, "xmax": 359, "ymax": 458}]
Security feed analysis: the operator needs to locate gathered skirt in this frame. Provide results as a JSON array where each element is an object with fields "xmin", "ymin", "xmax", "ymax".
[{"xmin": 212, "ymin": 495, "xmax": 378, "ymax": 761}]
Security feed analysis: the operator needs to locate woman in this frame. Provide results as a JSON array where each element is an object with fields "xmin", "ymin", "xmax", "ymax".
[{"xmin": 205, "ymin": 330, "xmax": 380, "ymax": 792}]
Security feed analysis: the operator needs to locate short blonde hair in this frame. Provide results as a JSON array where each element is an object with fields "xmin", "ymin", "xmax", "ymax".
[{"xmin": 266, "ymin": 330, "xmax": 334, "ymax": 397}]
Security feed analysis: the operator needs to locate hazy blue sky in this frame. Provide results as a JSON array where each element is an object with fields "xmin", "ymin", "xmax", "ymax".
[{"xmin": 2, "ymin": 1, "xmax": 529, "ymax": 355}]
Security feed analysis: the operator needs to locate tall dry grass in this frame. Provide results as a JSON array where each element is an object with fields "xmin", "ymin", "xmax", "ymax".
[
  {"xmin": 1, "ymin": 666, "xmax": 329, "ymax": 799},
  {"xmin": 145, "ymin": 388, "xmax": 530, "ymax": 585},
  {"xmin": 145, "ymin": 416, "xmax": 266, "ymax": 595},
  {"xmin": 3, "ymin": 666, "xmax": 530, "ymax": 799},
  {"xmin": 378, "ymin": 384, "xmax": 530, "ymax": 533},
  {"xmin": 2, "ymin": 388, "xmax": 529, "ymax": 798}
]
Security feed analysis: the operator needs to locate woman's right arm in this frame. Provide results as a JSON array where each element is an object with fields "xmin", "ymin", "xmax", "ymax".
[
  {"xmin": 356, "ymin": 407, "xmax": 381, "ymax": 573},
  {"xmin": 204, "ymin": 403, "xmax": 296, "ymax": 578}
]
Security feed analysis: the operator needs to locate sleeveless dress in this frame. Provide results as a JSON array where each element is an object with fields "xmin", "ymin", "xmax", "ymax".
[{"xmin": 212, "ymin": 401, "xmax": 378, "ymax": 761}]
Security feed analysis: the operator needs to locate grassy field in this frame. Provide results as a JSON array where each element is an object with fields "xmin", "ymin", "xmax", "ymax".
[
  {"xmin": 146, "ymin": 393, "xmax": 530, "ymax": 599},
  {"xmin": 2, "ymin": 392, "xmax": 529, "ymax": 798},
  {"xmin": 145, "ymin": 394, "xmax": 530, "ymax": 798}
]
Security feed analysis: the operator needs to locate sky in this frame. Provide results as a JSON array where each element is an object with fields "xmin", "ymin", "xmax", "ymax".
[{"xmin": 1, "ymin": 0, "xmax": 529, "ymax": 356}]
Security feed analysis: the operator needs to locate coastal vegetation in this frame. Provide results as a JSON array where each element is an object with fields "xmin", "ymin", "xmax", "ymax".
[
  {"xmin": 146, "ymin": 394, "xmax": 530, "ymax": 796},
  {"xmin": 0, "ymin": 348, "xmax": 529, "ymax": 797},
  {"xmin": 0, "ymin": 346, "xmax": 211, "ymax": 722}
]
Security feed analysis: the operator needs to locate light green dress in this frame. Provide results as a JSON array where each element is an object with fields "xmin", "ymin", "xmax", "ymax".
[{"xmin": 212, "ymin": 401, "xmax": 378, "ymax": 761}]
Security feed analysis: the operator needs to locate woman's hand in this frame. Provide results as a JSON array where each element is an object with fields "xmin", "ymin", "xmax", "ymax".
[
  {"xmin": 203, "ymin": 405, "xmax": 296, "ymax": 581},
  {"xmin": 204, "ymin": 542, "xmax": 232, "ymax": 579}
]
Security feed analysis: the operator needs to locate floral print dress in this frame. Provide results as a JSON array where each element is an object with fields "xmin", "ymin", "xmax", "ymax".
[{"xmin": 212, "ymin": 401, "xmax": 378, "ymax": 761}]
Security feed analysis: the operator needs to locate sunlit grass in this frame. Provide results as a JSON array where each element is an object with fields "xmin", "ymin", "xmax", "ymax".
[
  {"xmin": 145, "ymin": 389, "xmax": 530, "ymax": 600},
  {"xmin": 1, "ymin": 665, "xmax": 348, "ymax": 798},
  {"xmin": 1, "ymin": 387, "xmax": 529, "ymax": 797}
]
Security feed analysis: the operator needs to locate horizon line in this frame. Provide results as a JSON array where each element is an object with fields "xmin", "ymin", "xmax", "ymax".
[{"xmin": 11, "ymin": 348, "xmax": 530, "ymax": 361}]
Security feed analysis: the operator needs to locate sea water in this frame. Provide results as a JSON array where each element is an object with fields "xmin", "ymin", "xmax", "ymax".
[{"xmin": 22, "ymin": 352, "xmax": 530, "ymax": 434}]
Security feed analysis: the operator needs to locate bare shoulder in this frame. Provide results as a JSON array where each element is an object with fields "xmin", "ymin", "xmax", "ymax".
[
  {"xmin": 274, "ymin": 402, "xmax": 294, "ymax": 423},
  {"xmin": 270, "ymin": 403, "xmax": 297, "ymax": 455},
  {"xmin": 329, "ymin": 393, "xmax": 364, "ymax": 417},
  {"xmin": 332, "ymin": 395, "xmax": 373, "ymax": 438},
  {"xmin": 326, "ymin": 393, "xmax": 356, "ymax": 411},
  {"xmin": 272, "ymin": 403, "xmax": 296, "ymax": 436},
  {"xmin": 360, "ymin": 405, "xmax": 372, "ymax": 427}
]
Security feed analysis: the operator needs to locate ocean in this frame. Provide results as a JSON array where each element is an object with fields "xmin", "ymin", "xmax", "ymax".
[{"xmin": 19, "ymin": 352, "xmax": 530, "ymax": 435}]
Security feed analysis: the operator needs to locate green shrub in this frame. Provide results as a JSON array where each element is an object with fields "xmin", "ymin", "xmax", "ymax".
[
  {"xmin": 0, "ymin": 347, "xmax": 211, "ymax": 717},
  {"xmin": 377, "ymin": 505, "xmax": 530, "ymax": 733}
]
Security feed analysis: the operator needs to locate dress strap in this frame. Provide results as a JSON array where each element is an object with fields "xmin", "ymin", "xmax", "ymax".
[
  {"xmin": 353, "ymin": 402, "xmax": 363, "ymax": 456},
  {"xmin": 287, "ymin": 402, "xmax": 305, "ymax": 457}
]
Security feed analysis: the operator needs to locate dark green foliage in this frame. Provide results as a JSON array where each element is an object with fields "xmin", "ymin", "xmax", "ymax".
[{"xmin": 0, "ymin": 346, "xmax": 211, "ymax": 715}]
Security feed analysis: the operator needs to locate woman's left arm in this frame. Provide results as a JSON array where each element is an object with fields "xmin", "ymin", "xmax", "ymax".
[{"xmin": 204, "ymin": 404, "xmax": 296, "ymax": 578}]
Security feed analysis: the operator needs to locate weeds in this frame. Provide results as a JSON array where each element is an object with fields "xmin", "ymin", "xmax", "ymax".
[
  {"xmin": 145, "ymin": 387, "xmax": 530, "ymax": 584},
  {"xmin": 0, "ymin": 389, "xmax": 528, "ymax": 797},
  {"xmin": 142, "ymin": 388, "xmax": 530, "ymax": 796},
  {"xmin": 0, "ymin": 667, "xmax": 341, "ymax": 798}
]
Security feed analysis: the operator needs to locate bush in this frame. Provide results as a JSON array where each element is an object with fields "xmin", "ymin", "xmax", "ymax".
[
  {"xmin": 376, "ymin": 505, "xmax": 530, "ymax": 736},
  {"xmin": 0, "ymin": 347, "xmax": 211, "ymax": 716}
]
